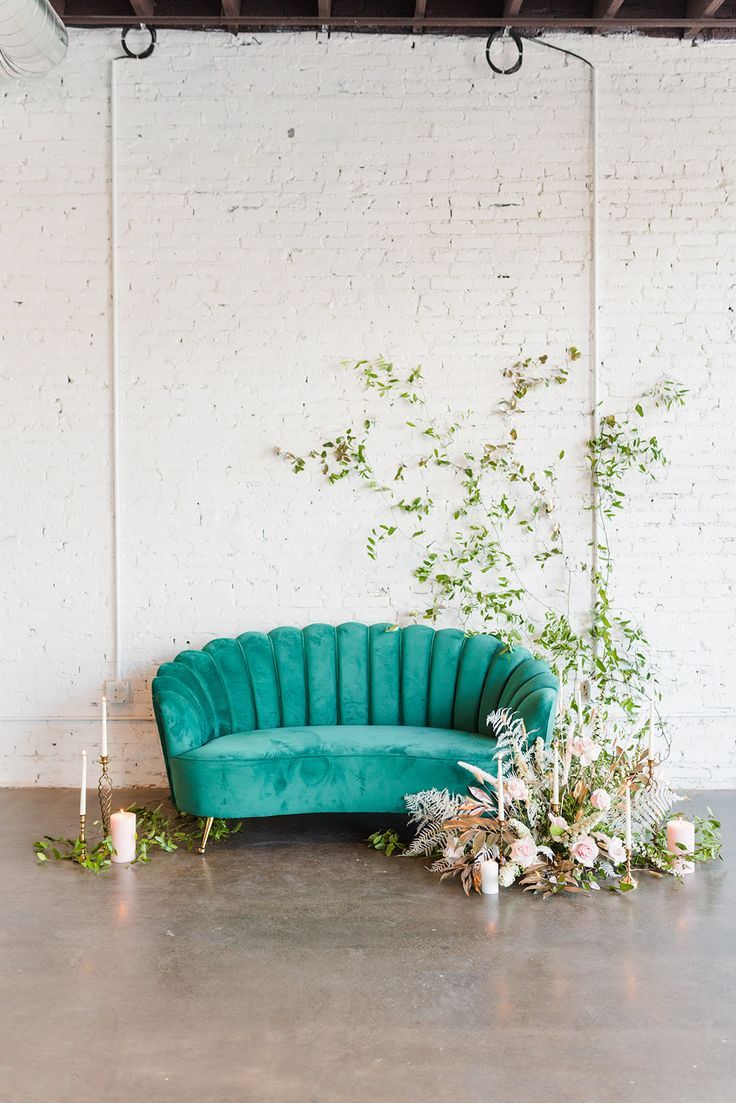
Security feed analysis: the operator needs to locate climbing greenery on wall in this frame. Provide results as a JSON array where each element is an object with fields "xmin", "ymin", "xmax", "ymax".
[{"xmin": 278, "ymin": 352, "xmax": 686, "ymax": 746}]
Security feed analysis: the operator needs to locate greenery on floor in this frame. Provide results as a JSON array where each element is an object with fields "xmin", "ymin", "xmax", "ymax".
[{"xmin": 33, "ymin": 803, "xmax": 242, "ymax": 873}]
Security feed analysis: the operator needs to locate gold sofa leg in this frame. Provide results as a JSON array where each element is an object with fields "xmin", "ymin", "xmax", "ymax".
[{"xmin": 198, "ymin": 816, "xmax": 214, "ymax": 854}]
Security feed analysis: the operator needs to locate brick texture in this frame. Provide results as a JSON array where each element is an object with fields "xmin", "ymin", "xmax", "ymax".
[{"xmin": 1, "ymin": 30, "xmax": 734, "ymax": 788}]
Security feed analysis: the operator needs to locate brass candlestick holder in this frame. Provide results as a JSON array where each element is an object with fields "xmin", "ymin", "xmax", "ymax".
[
  {"xmin": 623, "ymin": 846, "xmax": 638, "ymax": 890},
  {"xmin": 98, "ymin": 755, "xmax": 113, "ymax": 837},
  {"xmin": 78, "ymin": 813, "xmax": 87, "ymax": 862}
]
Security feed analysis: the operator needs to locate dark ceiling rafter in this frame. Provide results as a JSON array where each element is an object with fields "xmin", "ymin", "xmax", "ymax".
[
  {"xmin": 128, "ymin": 0, "xmax": 154, "ymax": 18},
  {"xmin": 55, "ymin": 2, "xmax": 736, "ymax": 37},
  {"xmin": 684, "ymin": 0, "xmax": 728, "ymax": 39}
]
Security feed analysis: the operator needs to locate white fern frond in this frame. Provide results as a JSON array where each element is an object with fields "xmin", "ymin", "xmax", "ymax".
[
  {"xmin": 404, "ymin": 788, "xmax": 463, "ymax": 826},
  {"xmin": 608, "ymin": 779, "xmax": 683, "ymax": 836},
  {"xmin": 403, "ymin": 788, "xmax": 464, "ymax": 858}
]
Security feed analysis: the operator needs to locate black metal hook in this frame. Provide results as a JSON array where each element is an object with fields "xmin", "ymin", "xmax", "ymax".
[
  {"xmin": 121, "ymin": 24, "xmax": 157, "ymax": 59},
  {"xmin": 485, "ymin": 28, "xmax": 523, "ymax": 75}
]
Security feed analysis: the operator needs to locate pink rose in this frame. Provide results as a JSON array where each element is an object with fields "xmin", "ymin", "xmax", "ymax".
[
  {"xmin": 571, "ymin": 737, "xmax": 602, "ymax": 767},
  {"xmin": 505, "ymin": 776, "xmax": 528, "ymax": 802},
  {"xmin": 443, "ymin": 837, "xmax": 464, "ymax": 863},
  {"xmin": 549, "ymin": 814, "xmax": 569, "ymax": 831},
  {"xmin": 509, "ymin": 836, "xmax": 538, "ymax": 869},
  {"xmin": 570, "ymin": 834, "xmax": 600, "ymax": 868},
  {"xmin": 606, "ymin": 836, "xmax": 626, "ymax": 865},
  {"xmin": 590, "ymin": 788, "xmax": 611, "ymax": 812}
]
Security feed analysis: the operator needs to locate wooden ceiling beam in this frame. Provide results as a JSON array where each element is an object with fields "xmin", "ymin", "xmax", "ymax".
[
  {"xmin": 593, "ymin": 0, "xmax": 625, "ymax": 34},
  {"xmin": 593, "ymin": 0, "xmax": 625, "ymax": 18},
  {"xmin": 61, "ymin": 13, "xmax": 736, "ymax": 32},
  {"xmin": 684, "ymin": 0, "xmax": 727, "ymax": 38},
  {"xmin": 222, "ymin": 0, "xmax": 240, "ymax": 33},
  {"xmin": 412, "ymin": 0, "xmax": 426, "ymax": 34},
  {"xmin": 129, "ymin": 0, "xmax": 154, "ymax": 17}
]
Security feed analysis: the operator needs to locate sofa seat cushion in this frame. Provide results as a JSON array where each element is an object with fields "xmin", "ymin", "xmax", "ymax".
[{"xmin": 171, "ymin": 725, "xmax": 497, "ymax": 819}]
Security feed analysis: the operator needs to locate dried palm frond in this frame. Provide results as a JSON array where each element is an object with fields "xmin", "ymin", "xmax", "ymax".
[
  {"xmin": 569, "ymin": 810, "xmax": 605, "ymax": 836},
  {"xmin": 519, "ymin": 857, "xmax": 589, "ymax": 897}
]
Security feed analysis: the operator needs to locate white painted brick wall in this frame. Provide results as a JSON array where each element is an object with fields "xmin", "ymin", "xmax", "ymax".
[{"xmin": 1, "ymin": 29, "xmax": 734, "ymax": 789}]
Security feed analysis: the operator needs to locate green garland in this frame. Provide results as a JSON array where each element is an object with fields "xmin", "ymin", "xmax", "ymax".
[
  {"xmin": 278, "ymin": 352, "xmax": 687, "ymax": 746},
  {"xmin": 33, "ymin": 804, "xmax": 242, "ymax": 873}
]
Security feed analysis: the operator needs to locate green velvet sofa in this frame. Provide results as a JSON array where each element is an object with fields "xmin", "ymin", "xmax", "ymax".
[{"xmin": 152, "ymin": 623, "xmax": 557, "ymax": 850}]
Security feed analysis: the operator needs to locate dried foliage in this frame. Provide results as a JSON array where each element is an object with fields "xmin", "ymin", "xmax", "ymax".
[{"xmin": 400, "ymin": 709, "xmax": 722, "ymax": 897}]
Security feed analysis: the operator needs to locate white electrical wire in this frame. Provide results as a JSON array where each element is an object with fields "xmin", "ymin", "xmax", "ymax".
[{"xmin": 110, "ymin": 57, "xmax": 123, "ymax": 683}]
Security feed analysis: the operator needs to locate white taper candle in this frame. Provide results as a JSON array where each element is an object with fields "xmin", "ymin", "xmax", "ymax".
[
  {"xmin": 648, "ymin": 701, "xmax": 654, "ymax": 759},
  {"xmin": 101, "ymin": 694, "xmax": 108, "ymax": 759},
  {"xmin": 553, "ymin": 742, "xmax": 560, "ymax": 805},
  {"xmin": 497, "ymin": 754, "xmax": 505, "ymax": 821},
  {"xmin": 624, "ymin": 783, "xmax": 632, "ymax": 850},
  {"xmin": 563, "ymin": 719, "xmax": 573, "ymax": 785},
  {"xmin": 79, "ymin": 749, "xmax": 87, "ymax": 816}
]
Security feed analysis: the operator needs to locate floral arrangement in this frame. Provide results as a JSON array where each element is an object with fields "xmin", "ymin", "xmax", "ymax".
[{"xmin": 400, "ymin": 709, "xmax": 721, "ymax": 896}]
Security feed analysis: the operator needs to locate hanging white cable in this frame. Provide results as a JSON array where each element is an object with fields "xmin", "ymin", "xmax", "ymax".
[
  {"xmin": 589, "ymin": 65, "xmax": 600, "ymax": 622},
  {"xmin": 110, "ymin": 56, "xmax": 123, "ymax": 683},
  {"xmin": 487, "ymin": 33, "xmax": 601, "ymax": 635}
]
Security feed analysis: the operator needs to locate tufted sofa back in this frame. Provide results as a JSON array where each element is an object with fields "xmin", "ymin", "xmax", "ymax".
[{"xmin": 152, "ymin": 624, "xmax": 557, "ymax": 765}]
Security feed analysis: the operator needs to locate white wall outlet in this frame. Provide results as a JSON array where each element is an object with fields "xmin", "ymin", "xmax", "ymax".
[{"xmin": 105, "ymin": 679, "xmax": 131, "ymax": 704}]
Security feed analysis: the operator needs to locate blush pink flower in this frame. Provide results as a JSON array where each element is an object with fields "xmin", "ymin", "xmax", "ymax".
[
  {"xmin": 443, "ymin": 837, "xmax": 464, "ymax": 863},
  {"xmin": 606, "ymin": 836, "xmax": 627, "ymax": 865},
  {"xmin": 571, "ymin": 737, "xmax": 602, "ymax": 767},
  {"xmin": 509, "ymin": 836, "xmax": 538, "ymax": 869},
  {"xmin": 570, "ymin": 834, "xmax": 600, "ymax": 868},
  {"xmin": 549, "ymin": 814, "xmax": 569, "ymax": 831},
  {"xmin": 590, "ymin": 788, "xmax": 611, "ymax": 812},
  {"xmin": 505, "ymin": 776, "xmax": 528, "ymax": 802}
]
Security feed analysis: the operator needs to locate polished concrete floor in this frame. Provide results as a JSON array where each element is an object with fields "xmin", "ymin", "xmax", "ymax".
[{"xmin": 2, "ymin": 789, "xmax": 734, "ymax": 1103}]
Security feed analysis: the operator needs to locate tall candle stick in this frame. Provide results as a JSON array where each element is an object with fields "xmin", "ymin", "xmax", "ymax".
[
  {"xmin": 647, "ymin": 701, "xmax": 654, "ymax": 760},
  {"xmin": 624, "ymin": 783, "xmax": 632, "ymax": 850},
  {"xmin": 79, "ymin": 749, "xmax": 87, "ymax": 816},
  {"xmin": 497, "ymin": 754, "xmax": 505, "ymax": 821},
  {"xmin": 563, "ymin": 719, "xmax": 573, "ymax": 785},
  {"xmin": 552, "ymin": 742, "xmax": 560, "ymax": 807},
  {"xmin": 101, "ymin": 695, "xmax": 108, "ymax": 759}
]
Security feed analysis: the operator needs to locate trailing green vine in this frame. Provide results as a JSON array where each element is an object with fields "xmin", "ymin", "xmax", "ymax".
[
  {"xmin": 278, "ymin": 352, "xmax": 686, "ymax": 747},
  {"xmin": 33, "ymin": 804, "xmax": 242, "ymax": 873}
]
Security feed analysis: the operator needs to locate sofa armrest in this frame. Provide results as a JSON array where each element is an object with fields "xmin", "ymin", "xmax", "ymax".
[
  {"xmin": 496, "ymin": 658, "xmax": 558, "ymax": 747},
  {"xmin": 153, "ymin": 688, "xmax": 210, "ymax": 759}
]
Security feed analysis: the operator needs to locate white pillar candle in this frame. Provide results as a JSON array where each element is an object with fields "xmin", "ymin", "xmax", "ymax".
[
  {"xmin": 101, "ymin": 694, "xmax": 108, "ymax": 759},
  {"xmin": 79, "ymin": 749, "xmax": 87, "ymax": 816},
  {"xmin": 110, "ymin": 809, "xmax": 137, "ymax": 863},
  {"xmin": 624, "ymin": 784, "xmax": 632, "ymax": 850},
  {"xmin": 667, "ymin": 818, "xmax": 695, "ymax": 875},
  {"xmin": 497, "ymin": 754, "xmax": 505, "ymax": 821},
  {"xmin": 480, "ymin": 859, "xmax": 499, "ymax": 895}
]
